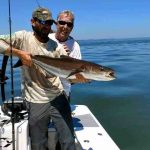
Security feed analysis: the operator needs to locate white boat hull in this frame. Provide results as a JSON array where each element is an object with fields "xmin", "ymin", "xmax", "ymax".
[
  {"xmin": 0, "ymin": 114, "xmax": 30, "ymax": 150},
  {"xmin": 71, "ymin": 105, "xmax": 119, "ymax": 150}
]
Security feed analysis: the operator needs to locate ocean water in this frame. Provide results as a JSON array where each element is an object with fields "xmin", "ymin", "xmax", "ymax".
[{"xmin": 1, "ymin": 37, "xmax": 150, "ymax": 150}]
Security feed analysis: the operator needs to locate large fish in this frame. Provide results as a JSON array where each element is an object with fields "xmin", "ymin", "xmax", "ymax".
[{"xmin": 27, "ymin": 55, "xmax": 116, "ymax": 83}]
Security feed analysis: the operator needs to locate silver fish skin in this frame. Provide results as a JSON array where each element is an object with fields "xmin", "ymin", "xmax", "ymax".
[{"xmin": 31, "ymin": 55, "xmax": 116, "ymax": 83}]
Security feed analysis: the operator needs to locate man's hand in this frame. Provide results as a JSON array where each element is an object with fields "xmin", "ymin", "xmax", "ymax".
[
  {"xmin": 19, "ymin": 51, "xmax": 32, "ymax": 67},
  {"xmin": 62, "ymin": 43, "xmax": 70, "ymax": 56},
  {"xmin": 5, "ymin": 47, "xmax": 32, "ymax": 67}
]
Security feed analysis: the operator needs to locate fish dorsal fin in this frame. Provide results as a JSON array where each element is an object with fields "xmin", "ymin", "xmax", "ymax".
[
  {"xmin": 60, "ymin": 55, "xmax": 85, "ymax": 64},
  {"xmin": 13, "ymin": 59, "xmax": 23, "ymax": 68},
  {"xmin": 60, "ymin": 55, "xmax": 79, "ymax": 61}
]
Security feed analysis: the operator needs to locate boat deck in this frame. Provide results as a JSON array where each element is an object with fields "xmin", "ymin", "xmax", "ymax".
[
  {"xmin": 0, "ymin": 104, "xmax": 120, "ymax": 150},
  {"xmin": 71, "ymin": 105, "xmax": 120, "ymax": 150}
]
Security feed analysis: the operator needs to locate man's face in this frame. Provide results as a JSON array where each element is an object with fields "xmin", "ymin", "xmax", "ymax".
[
  {"xmin": 32, "ymin": 18, "xmax": 53, "ymax": 39},
  {"xmin": 56, "ymin": 14, "xmax": 74, "ymax": 42}
]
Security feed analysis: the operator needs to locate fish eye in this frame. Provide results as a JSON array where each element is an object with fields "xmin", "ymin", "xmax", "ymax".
[
  {"xmin": 110, "ymin": 72, "xmax": 115, "ymax": 77},
  {"xmin": 101, "ymin": 67, "xmax": 104, "ymax": 71}
]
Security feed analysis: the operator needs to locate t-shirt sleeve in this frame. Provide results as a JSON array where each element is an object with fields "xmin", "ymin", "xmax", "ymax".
[{"xmin": 0, "ymin": 30, "xmax": 26, "ymax": 54}]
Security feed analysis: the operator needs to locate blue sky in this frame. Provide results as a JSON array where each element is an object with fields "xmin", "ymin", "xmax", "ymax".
[{"xmin": 0, "ymin": 0, "xmax": 150, "ymax": 40}]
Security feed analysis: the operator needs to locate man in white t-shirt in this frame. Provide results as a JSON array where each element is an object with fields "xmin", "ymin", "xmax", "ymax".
[{"xmin": 49, "ymin": 10, "xmax": 82, "ymax": 101}]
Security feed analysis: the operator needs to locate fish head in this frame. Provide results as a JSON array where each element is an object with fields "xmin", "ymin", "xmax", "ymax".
[{"xmin": 90, "ymin": 65, "xmax": 116, "ymax": 81}]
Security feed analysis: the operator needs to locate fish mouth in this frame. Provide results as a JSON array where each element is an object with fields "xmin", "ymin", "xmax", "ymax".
[{"xmin": 107, "ymin": 71, "xmax": 116, "ymax": 79}]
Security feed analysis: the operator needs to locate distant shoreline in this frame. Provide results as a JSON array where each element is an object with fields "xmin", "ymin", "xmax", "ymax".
[{"xmin": 78, "ymin": 36, "xmax": 150, "ymax": 41}]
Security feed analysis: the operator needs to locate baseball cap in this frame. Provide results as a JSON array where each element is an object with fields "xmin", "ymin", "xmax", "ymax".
[{"xmin": 32, "ymin": 7, "xmax": 53, "ymax": 21}]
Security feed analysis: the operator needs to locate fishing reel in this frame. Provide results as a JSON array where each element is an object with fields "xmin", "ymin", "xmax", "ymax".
[{"xmin": 1, "ymin": 97, "xmax": 28, "ymax": 123}]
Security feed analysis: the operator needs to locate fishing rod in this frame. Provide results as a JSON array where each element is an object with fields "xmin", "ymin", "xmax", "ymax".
[
  {"xmin": 35, "ymin": 0, "xmax": 41, "ymax": 7},
  {"xmin": 8, "ymin": 0, "xmax": 15, "ymax": 149}
]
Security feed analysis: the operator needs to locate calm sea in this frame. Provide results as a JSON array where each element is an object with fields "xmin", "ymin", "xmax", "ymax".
[{"xmin": 1, "ymin": 37, "xmax": 150, "ymax": 150}]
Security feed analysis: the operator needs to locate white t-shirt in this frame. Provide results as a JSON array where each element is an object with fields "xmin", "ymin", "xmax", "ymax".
[
  {"xmin": 0, "ymin": 30, "xmax": 67, "ymax": 103},
  {"xmin": 49, "ymin": 33, "xmax": 81, "ymax": 96}
]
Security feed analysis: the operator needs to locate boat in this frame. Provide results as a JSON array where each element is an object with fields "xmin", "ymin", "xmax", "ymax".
[{"xmin": 0, "ymin": 97, "xmax": 120, "ymax": 150}]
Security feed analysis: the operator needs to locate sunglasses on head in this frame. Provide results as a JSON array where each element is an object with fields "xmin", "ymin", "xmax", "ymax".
[
  {"xmin": 34, "ymin": 18, "xmax": 54, "ymax": 26},
  {"xmin": 58, "ymin": 20, "xmax": 73, "ymax": 28}
]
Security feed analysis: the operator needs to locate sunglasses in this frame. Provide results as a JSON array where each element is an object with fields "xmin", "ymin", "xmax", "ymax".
[
  {"xmin": 34, "ymin": 18, "xmax": 54, "ymax": 26},
  {"xmin": 58, "ymin": 20, "xmax": 73, "ymax": 28}
]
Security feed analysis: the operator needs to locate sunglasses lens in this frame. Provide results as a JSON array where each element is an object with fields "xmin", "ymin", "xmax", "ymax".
[
  {"xmin": 46, "ymin": 20, "xmax": 53, "ymax": 26},
  {"xmin": 58, "ymin": 21, "xmax": 65, "ymax": 25},
  {"xmin": 67, "ymin": 22, "xmax": 73, "ymax": 27},
  {"xmin": 58, "ymin": 21, "xmax": 73, "ymax": 27},
  {"xmin": 35, "ymin": 18, "xmax": 53, "ymax": 26}
]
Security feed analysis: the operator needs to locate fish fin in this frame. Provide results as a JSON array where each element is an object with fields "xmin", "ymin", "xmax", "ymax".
[
  {"xmin": 13, "ymin": 59, "xmax": 23, "ymax": 68},
  {"xmin": 0, "ymin": 69, "xmax": 9, "ymax": 84},
  {"xmin": 67, "ymin": 68, "xmax": 83, "ymax": 78},
  {"xmin": 60, "ymin": 55, "xmax": 75, "ymax": 60},
  {"xmin": 69, "ymin": 73, "xmax": 91, "ymax": 84}
]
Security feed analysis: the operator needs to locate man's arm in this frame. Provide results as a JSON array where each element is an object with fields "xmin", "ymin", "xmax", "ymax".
[
  {"xmin": 0, "ymin": 39, "xmax": 32, "ymax": 67},
  {"xmin": 0, "ymin": 39, "xmax": 10, "ymax": 54}
]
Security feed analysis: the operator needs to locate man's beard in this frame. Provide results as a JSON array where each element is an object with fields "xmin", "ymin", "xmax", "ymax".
[{"xmin": 32, "ymin": 26, "xmax": 49, "ymax": 40}]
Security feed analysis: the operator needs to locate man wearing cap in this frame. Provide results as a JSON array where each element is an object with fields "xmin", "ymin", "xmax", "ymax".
[{"xmin": 0, "ymin": 7, "xmax": 76, "ymax": 150}]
